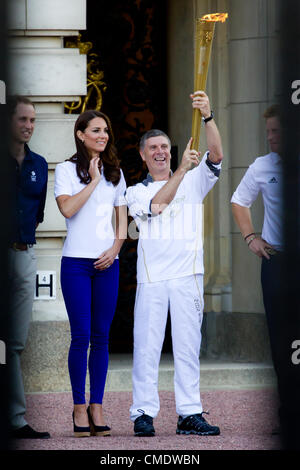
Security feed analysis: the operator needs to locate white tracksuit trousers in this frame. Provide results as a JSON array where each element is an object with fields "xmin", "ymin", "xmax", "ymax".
[{"xmin": 130, "ymin": 274, "xmax": 204, "ymax": 421}]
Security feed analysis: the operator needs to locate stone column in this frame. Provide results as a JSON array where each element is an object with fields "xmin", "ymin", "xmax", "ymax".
[
  {"xmin": 192, "ymin": 0, "xmax": 232, "ymax": 357},
  {"xmin": 7, "ymin": 0, "xmax": 87, "ymax": 322},
  {"xmin": 168, "ymin": 0, "xmax": 280, "ymax": 361},
  {"xmin": 167, "ymin": 0, "xmax": 232, "ymax": 356}
]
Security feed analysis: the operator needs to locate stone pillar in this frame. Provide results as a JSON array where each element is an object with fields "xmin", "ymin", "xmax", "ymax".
[
  {"xmin": 192, "ymin": 0, "xmax": 232, "ymax": 357},
  {"xmin": 168, "ymin": 0, "xmax": 280, "ymax": 361},
  {"xmin": 167, "ymin": 0, "xmax": 232, "ymax": 356},
  {"xmin": 7, "ymin": 0, "xmax": 87, "ymax": 322}
]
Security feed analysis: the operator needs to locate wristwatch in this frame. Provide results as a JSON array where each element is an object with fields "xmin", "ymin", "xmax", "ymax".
[{"xmin": 202, "ymin": 111, "xmax": 214, "ymax": 123}]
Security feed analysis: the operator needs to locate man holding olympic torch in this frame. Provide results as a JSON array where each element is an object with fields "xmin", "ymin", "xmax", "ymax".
[{"xmin": 125, "ymin": 91, "xmax": 223, "ymax": 437}]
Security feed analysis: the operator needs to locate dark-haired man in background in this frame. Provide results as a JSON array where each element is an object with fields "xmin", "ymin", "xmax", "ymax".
[{"xmin": 7, "ymin": 96, "xmax": 50, "ymax": 439}]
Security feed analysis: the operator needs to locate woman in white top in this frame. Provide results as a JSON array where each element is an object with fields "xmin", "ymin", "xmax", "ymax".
[{"xmin": 55, "ymin": 110, "xmax": 127, "ymax": 437}]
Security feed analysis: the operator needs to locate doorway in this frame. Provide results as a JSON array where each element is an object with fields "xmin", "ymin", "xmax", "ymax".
[{"xmin": 83, "ymin": 0, "xmax": 170, "ymax": 352}]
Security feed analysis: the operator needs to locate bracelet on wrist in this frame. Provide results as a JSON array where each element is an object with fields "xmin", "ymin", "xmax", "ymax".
[
  {"xmin": 244, "ymin": 232, "xmax": 255, "ymax": 241},
  {"xmin": 247, "ymin": 235, "xmax": 257, "ymax": 247}
]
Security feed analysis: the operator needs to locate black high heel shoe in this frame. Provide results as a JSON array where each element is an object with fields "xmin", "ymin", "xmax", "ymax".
[
  {"xmin": 87, "ymin": 406, "xmax": 111, "ymax": 436},
  {"xmin": 72, "ymin": 411, "xmax": 90, "ymax": 437}
]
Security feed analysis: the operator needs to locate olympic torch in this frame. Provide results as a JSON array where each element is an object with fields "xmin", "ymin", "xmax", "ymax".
[{"xmin": 191, "ymin": 13, "xmax": 228, "ymax": 151}]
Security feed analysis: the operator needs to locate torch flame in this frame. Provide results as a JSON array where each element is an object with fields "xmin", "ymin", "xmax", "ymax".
[{"xmin": 200, "ymin": 13, "xmax": 228, "ymax": 23}]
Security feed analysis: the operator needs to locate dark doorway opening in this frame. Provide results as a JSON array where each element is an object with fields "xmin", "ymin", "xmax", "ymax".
[{"xmin": 83, "ymin": 0, "xmax": 172, "ymax": 352}]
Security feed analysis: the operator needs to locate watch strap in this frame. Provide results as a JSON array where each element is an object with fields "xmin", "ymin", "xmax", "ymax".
[{"xmin": 203, "ymin": 111, "xmax": 214, "ymax": 123}]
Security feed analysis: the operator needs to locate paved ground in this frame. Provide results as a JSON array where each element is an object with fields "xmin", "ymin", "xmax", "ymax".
[{"xmin": 9, "ymin": 388, "xmax": 282, "ymax": 452}]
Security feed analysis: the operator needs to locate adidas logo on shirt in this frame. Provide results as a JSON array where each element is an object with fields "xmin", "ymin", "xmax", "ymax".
[{"xmin": 268, "ymin": 177, "xmax": 278, "ymax": 183}]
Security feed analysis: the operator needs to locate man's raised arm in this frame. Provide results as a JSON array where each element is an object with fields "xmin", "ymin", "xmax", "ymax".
[{"xmin": 191, "ymin": 90, "xmax": 223, "ymax": 164}]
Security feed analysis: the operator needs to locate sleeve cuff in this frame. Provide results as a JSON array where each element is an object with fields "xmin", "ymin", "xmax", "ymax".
[{"xmin": 205, "ymin": 153, "xmax": 221, "ymax": 177}]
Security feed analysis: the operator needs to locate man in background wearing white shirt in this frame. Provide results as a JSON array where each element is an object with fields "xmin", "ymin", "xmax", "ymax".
[
  {"xmin": 231, "ymin": 105, "xmax": 283, "ymax": 434},
  {"xmin": 126, "ymin": 91, "xmax": 223, "ymax": 437}
]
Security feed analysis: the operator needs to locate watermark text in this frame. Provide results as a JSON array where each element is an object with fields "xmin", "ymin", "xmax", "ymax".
[
  {"xmin": 291, "ymin": 340, "xmax": 300, "ymax": 365},
  {"xmin": 0, "ymin": 340, "xmax": 6, "ymax": 365},
  {"xmin": 291, "ymin": 80, "xmax": 300, "ymax": 104},
  {"xmin": 0, "ymin": 80, "xmax": 5, "ymax": 104}
]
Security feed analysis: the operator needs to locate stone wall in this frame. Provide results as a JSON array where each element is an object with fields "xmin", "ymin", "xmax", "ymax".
[{"xmin": 8, "ymin": 0, "xmax": 87, "ymax": 322}]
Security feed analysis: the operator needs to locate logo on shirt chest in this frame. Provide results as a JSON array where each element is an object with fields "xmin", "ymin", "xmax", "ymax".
[
  {"xmin": 165, "ymin": 196, "xmax": 185, "ymax": 218},
  {"xmin": 268, "ymin": 176, "xmax": 278, "ymax": 184},
  {"xmin": 31, "ymin": 171, "xmax": 37, "ymax": 182}
]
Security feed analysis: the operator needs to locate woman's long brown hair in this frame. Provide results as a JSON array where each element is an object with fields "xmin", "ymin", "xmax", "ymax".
[{"xmin": 68, "ymin": 110, "xmax": 121, "ymax": 186}]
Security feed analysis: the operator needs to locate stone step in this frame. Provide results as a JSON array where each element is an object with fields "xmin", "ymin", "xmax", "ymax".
[
  {"xmin": 24, "ymin": 353, "xmax": 277, "ymax": 394},
  {"xmin": 106, "ymin": 354, "xmax": 276, "ymax": 392}
]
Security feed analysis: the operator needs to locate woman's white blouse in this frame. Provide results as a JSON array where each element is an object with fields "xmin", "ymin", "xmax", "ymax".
[{"xmin": 54, "ymin": 161, "xmax": 127, "ymax": 258}]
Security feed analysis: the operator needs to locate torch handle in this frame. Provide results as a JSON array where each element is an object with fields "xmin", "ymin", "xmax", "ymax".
[{"xmin": 191, "ymin": 108, "xmax": 202, "ymax": 151}]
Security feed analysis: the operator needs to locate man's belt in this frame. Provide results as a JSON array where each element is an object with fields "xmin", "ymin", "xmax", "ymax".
[{"xmin": 10, "ymin": 242, "xmax": 33, "ymax": 251}]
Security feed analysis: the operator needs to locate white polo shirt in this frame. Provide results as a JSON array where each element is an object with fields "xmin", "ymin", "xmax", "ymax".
[
  {"xmin": 125, "ymin": 152, "xmax": 221, "ymax": 283},
  {"xmin": 54, "ymin": 161, "xmax": 127, "ymax": 258},
  {"xmin": 231, "ymin": 152, "xmax": 283, "ymax": 250}
]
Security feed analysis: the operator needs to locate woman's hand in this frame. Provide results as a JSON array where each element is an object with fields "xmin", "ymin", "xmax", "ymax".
[
  {"xmin": 94, "ymin": 246, "xmax": 118, "ymax": 270},
  {"xmin": 56, "ymin": 159, "xmax": 101, "ymax": 219},
  {"xmin": 94, "ymin": 206, "xmax": 127, "ymax": 270},
  {"xmin": 88, "ymin": 156, "xmax": 101, "ymax": 182}
]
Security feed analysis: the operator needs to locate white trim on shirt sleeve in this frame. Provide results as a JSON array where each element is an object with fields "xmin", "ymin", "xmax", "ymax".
[{"xmin": 185, "ymin": 151, "xmax": 221, "ymax": 201}]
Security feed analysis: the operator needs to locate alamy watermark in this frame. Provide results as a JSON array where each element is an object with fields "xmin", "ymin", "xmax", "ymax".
[
  {"xmin": 290, "ymin": 80, "xmax": 300, "ymax": 365},
  {"xmin": 101, "ymin": 202, "xmax": 204, "ymax": 247},
  {"xmin": 0, "ymin": 80, "xmax": 5, "ymax": 104},
  {"xmin": 291, "ymin": 80, "xmax": 300, "ymax": 104},
  {"xmin": 291, "ymin": 340, "xmax": 300, "ymax": 365},
  {"xmin": 0, "ymin": 340, "xmax": 6, "ymax": 365}
]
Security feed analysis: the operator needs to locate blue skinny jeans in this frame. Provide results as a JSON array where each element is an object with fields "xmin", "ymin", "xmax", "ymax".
[{"xmin": 60, "ymin": 256, "xmax": 119, "ymax": 404}]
